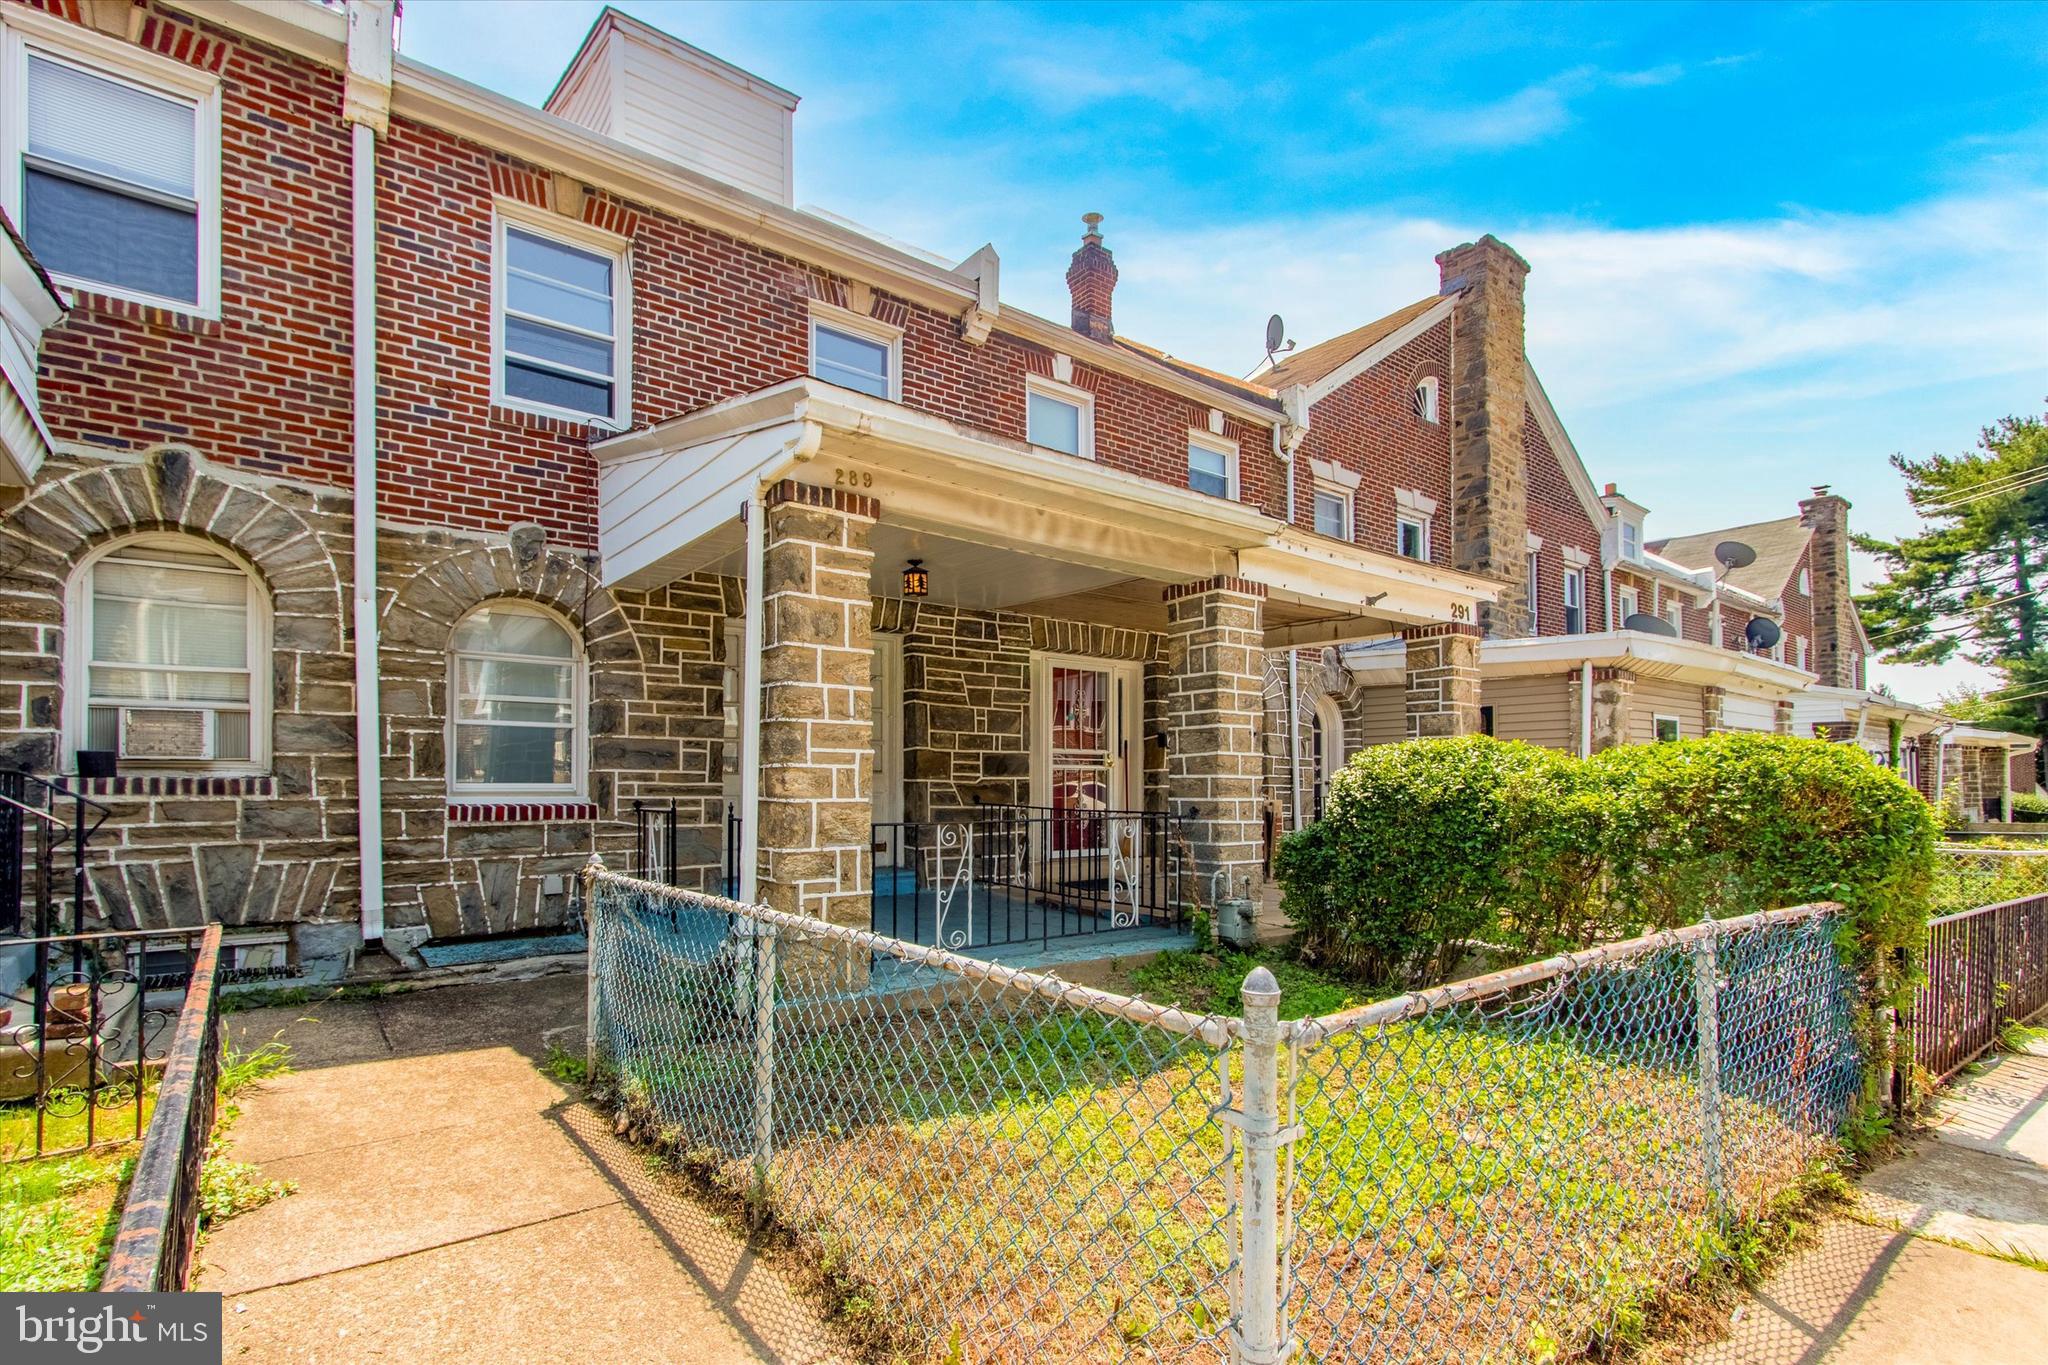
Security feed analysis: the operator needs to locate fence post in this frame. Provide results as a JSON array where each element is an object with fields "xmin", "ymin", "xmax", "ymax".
[
  {"xmin": 1692, "ymin": 926, "xmax": 1724, "ymax": 1217},
  {"xmin": 1234, "ymin": 966, "xmax": 1290, "ymax": 1365},
  {"xmin": 582, "ymin": 856, "xmax": 604, "ymax": 1082},
  {"xmin": 749, "ymin": 916, "xmax": 778, "ymax": 1227}
]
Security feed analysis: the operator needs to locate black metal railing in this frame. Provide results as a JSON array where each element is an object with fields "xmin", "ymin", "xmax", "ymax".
[
  {"xmin": 0, "ymin": 925, "xmax": 216, "ymax": 1162},
  {"xmin": 102, "ymin": 924, "xmax": 223, "ymax": 1291},
  {"xmin": 872, "ymin": 806, "xmax": 1186, "ymax": 951},
  {"xmin": 1902, "ymin": 891, "xmax": 2048, "ymax": 1090},
  {"xmin": 1, "ymin": 770, "xmax": 110, "ymax": 939}
]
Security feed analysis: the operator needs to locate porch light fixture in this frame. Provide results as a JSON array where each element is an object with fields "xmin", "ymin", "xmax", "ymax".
[{"xmin": 901, "ymin": 559, "xmax": 929, "ymax": 598}]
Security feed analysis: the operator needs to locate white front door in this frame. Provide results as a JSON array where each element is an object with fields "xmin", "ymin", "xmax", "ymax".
[
  {"xmin": 1031, "ymin": 653, "xmax": 1143, "ymax": 854},
  {"xmin": 870, "ymin": 635, "xmax": 904, "ymax": 861}
]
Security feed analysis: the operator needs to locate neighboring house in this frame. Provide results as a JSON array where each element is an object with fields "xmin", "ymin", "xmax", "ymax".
[{"xmin": 0, "ymin": 1, "xmax": 2016, "ymax": 983}]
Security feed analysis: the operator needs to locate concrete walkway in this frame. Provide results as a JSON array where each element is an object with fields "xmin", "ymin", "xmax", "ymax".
[
  {"xmin": 1689, "ymin": 1039, "xmax": 2048, "ymax": 1364},
  {"xmin": 203, "ymin": 972, "xmax": 843, "ymax": 1364}
]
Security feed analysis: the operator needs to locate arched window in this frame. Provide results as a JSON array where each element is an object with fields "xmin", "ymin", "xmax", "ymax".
[
  {"xmin": 1310, "ymin": 694, "xmax": 1346, "ymax": 820},
  {"xmin": 1412, "ymin": 376, "xmax": 1439, "ymax": 423},
  {"xmin": 67, "ymin": 534, "xmax": 269, "ymax": 771},
  {"xmin": 448, "ymin": 601, "xmax": 584, "ymax": 798}
]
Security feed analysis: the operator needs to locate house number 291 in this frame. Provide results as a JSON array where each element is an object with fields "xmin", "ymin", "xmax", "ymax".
[{"xmin": 834, "ymin": 468, "xmax": 874, "ymax": 488}]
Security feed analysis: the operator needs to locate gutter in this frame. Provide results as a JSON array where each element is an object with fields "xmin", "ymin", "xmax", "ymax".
[{"xmin": 345, "ymin": 3, "xmax": 394, "ymax": 947}]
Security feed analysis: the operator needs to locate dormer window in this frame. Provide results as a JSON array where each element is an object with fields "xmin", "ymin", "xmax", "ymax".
[{"xmin": 1412, "ymin": 377, "xmax": 1439, "ymax": 423}]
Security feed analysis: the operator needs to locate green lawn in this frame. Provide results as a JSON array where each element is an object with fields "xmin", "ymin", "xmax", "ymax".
[{"xmin": 0, "ymin": 1146, "xmax": 134, "ymax": 1291}]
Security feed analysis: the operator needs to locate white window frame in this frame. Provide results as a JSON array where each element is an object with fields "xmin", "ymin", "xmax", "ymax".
[
  {"xmin": 1412, "ymin": 375, "xmax": 1439, "ymax": 423},
  {"xmin": 1526, "ymin": 549, "xmax": 1540, "ymax": 623},
  {"xmin": 1798, "ymin": 568, "xmax": 1811, "ymax": 595},
  {"xmin": 1027, "ymin": 652, "xmax": 1145, "ymax": 816},
  {"xmin": 1620, "ymin": 519, "xmax": 1642, "ymax": 562},
  {"xmin": 1562, "ymin": 567, "xmax": 1586, "ymax": 634},
  {"xmin": 1653, "ymin": 714, "xmax": 1682, "ymax": 744},
  {"xmin": 490, "ymin": 200, "xmax": 632, "ymax": 429},
  {"xmin": 1617, "ymin": 585, "xmax": 1641, "ymax": 623},
  {"xmin": 446, "ymin": 600, "xmax": 588, "ymax": 802},
  {"xmin": 808, "ymin": 299, "xmax": 902, "ymax": 403},
  {"xmin": 0, "ymin": 11, "xmax": 223, "ymax": 318},
  {"xmin": 1186, "ymin": 429, "xmax": 1237, "ymax": 499},
  {"xmin": 1665, "ymin": 600, "xmax": 1683, "ymax": 635},
  {"xmin": 1396, "ymin": 513, "xmax": 1431, "ymax": 561},
  {"xmin": 1312, "ymin": 482, "xmax": 1352, "ymax": 541},
  {"xmin": 1796, "ymin": 636, "xmax": 1810, "ymax": 671},
  {"xmin": 1024, "ymin": 373, "xmax": 1094, "ymax": 459},
  {"xmin": 63, "ymin": 534, "xmax": 271, "ymax": 775}
]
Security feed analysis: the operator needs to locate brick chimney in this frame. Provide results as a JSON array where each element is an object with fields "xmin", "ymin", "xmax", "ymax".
[
  {"xmin": 1066, "ymin": 213, "xmax": 1118, "ymax": 343},
  {"xmin": 1435, "ymin": 235, "xmax": 1532, "ymax": 638},
  {"xmin": 1798, "ymin": 485, "xmax": 1859, "ymax": 688}
]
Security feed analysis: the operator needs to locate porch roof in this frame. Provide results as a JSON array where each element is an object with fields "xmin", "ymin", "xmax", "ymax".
[
  {"xmin": 594, "ymin": 379, "xmax": 1497, "ymax": 644},
  {"xmin": 1345, "ymin": 629, "xmax": 1815, "ymax": 697}
]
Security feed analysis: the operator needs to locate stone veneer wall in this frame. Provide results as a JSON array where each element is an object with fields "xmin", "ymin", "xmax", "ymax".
[
  {"xmin": 0, "ymin": 448, "xmax": 360, "ymax": 961},
  {"xmin": 1164, "ymin": 578, "xmax": 1268, "ymax": 900}
]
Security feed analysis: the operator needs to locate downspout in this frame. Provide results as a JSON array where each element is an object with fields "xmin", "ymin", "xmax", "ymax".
[
  {"xmin": 344, "ymin": 2, "xmax": 393, "ymax": 948},
  {"xmin": 1275, "ymin": 394, "xmax": 1309, "ymax": 832},
  {"xmin": 1579, "ymin": 660, "xmax": 1593, "ymax": 759},
  {"xmin": 738, "ymin": 495, "xmax": 765, "ymax": 902}
]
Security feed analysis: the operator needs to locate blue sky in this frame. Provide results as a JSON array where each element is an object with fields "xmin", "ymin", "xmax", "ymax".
[{"xmin": 404, "ymin": 0, "xmax": 2048, "ymax": 701}]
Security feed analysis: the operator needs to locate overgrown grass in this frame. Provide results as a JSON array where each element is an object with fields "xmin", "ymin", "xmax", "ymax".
[
  {"xmin": 0, "ymin": 1147, "xmax": 134, "ymax": 1290},
  {"xmin": 220, "ymin": 982, "xmax": 398, "ymax": 1014},
  {"xmin": 1127, "ymin": 945, "xmax": 1382, "ymax": 1020}
]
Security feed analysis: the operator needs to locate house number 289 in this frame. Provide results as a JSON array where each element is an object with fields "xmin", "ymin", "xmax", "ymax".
[{"xmin": 834, "ymin": 468, "xmax": 874, "ymax": 488}]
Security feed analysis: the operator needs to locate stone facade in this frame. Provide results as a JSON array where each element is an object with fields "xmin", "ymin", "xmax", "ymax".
[
  {"xmin": 757, "ymin": 483, "xmax": 875, "ymax": 928},
  {"xmin": 1401, "ymin": 624, "xmax": 1483, "ymax": 738},
  {"xmin": 1798, "ymin": 489, "xmax": 1860, "ymax": 689},
  {"xmin": 1164, "ymin": 579, "xmax": 1267, "ymax": 901},
  {"xmin": 1578, "ymin": 667, "xmax": 1636, "ymax": 753},
  {"xmin": 1436, "ymin": 237, "xmax": 1531, "ymax": 639}
]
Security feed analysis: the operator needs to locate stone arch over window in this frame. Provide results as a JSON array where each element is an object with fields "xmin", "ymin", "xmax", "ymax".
[{"xmin": 0, "ymin": 447, "xmax": 345, "ymax": 777}]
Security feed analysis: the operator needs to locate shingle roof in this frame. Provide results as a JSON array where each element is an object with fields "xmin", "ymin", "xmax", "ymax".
[
  {"xmin": 1112, "ymin": 337, "xmax": 1277, "ymax": 403},
  {"xmin": 1648, "ymin": 515, "xmax": 1811, "ymax": 599},
  {"xmin": 1258, "ymin": 296, "xmax": 1442, "ymax": 389}
]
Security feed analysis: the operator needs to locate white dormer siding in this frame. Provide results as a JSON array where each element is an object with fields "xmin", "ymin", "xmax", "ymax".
[{"xmin": 546, "ymin": 10, "xmax": 798, "ymax": 205}]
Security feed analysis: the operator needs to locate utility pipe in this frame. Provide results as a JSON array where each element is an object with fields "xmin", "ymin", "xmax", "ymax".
[
  {"xmin": 739, "ymin": 496, "xmax": 765, "ymax": 902},
  {"xmin": 1283, "ymin": 455, "xmax": 1304, "ymax": 831},
  {"xmin": 348, "ymin": 118, "xmax": 384, "ymax": 947}
]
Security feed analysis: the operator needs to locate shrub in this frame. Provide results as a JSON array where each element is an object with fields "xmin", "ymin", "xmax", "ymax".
[
  {"xmin": 1278, "ymin": 734, "xmax": 1936, "ymax": 1011},
  {"xmin": 2012, "ymin": 790, "xmax": 2048, "ymax": 822},
  {"xmin": 1274, "ymin": 736, "xmax": 1601, "ymax": 982}
]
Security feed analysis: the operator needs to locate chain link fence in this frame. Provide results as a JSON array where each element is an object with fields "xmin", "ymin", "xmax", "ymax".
[
  {"xmin": 1932, "ymin": 842, "xmax": 2048, "ymax": 916},
  {"xmin": 584, "ymin": 865, "xmax": 1859, "ymax": 1364}
]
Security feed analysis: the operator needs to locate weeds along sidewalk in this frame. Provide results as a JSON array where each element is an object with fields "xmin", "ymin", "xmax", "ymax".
[{"xmin": 585, "ymin": 867, "xmax": 1863, "ymax": 1364}]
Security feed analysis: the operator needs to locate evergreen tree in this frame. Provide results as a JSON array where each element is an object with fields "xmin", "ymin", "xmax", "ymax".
[{"xmin": 1856, "ymin": 415, "xmax": 2047, "ymax": 783}]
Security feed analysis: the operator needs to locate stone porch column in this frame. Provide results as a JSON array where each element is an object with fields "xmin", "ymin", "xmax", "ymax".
[
  {"xmin": 1164, "ymin": 577, "xmax": 1266, "ymax": 904},
  {"xmin": 1701, "ymin": 686, "xmax": 1726, "ymax": 736},
  {"xmin": 1401, "ymin": 623, "xmax": 1482, "ymax": 738},
  {"xmin": 758, "ymin": 482, "xmax": 876, "ymax": 932},
  {"xmin": 1572, "ymin": 666, "xmax": 1635, "ymax": 753},
  {"xmin": 1775, "ymin": 700, "xmax": 1797, "ymax": 736}
]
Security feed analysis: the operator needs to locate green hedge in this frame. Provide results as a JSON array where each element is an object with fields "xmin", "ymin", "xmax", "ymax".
[{"xmin": 1276, "ymin": 733, "xmax": 1936, "ymax": 997}]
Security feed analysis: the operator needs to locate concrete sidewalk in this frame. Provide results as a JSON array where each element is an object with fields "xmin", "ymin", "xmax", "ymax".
[
  {"xmin": 202, "ymin": 974, "xmax": 842, "ymax": 1364},
  {"xmin": 1689, "ymin": 1038, "xmax": 2048, "ymax": 1364}
]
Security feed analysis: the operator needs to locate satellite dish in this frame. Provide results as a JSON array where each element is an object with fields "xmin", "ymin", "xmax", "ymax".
[
  {"xmin": 1715, "ymin": 540, "xmax": 1757, "ymax": 572},
  {"xmin": 1623, "ymin": 613, "xmax": 1679, "ymax": 638},
  {"xmin": 1265, "ymin": 313, "xmax": 1286, "ymax": 355},
  {"xmin": 1745, "ymin": 617, "xmax": 1782, "ymax": 651}
]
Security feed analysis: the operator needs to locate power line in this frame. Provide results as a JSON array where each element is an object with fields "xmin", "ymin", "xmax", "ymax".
[
  {"xmin": 1918, "ymin": 461, "xmax": 2048, "ymax": 502},
  {"xmin": 1919, "ymin": 467, "xmax": 2048, "ymax": 513},
  {"xmin": 1862, "ymin": 589, "xmax": 2035, "ymax": 646}
]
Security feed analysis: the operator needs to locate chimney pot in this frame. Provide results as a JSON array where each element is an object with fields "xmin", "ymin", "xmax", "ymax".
[{"xmin": 1066, "ymin": 213, "xmax": 1118, "ymax": 344}]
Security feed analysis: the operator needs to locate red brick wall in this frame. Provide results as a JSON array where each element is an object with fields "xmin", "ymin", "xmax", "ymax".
[
  {"xmin": 1293, "ymin": 320, "xmax": 1453, "ymax": 558},
  {"xmin": 1780, "ymin": 543, "xmax": 1816, "ymax": 670},
  {"xmin": 28, "ymin": 5, "xmax": 1283, "ymax": 549},
  {"xmin": 29, "ymin": 2, "xmax": 355, "ymax": 485},
  {"xmin": 1523, "ymin": 410, "xmax": 1605, "ymax": 636}
]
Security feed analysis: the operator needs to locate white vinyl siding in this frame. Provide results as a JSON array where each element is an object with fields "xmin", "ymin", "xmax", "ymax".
[
  {"xmin": 1357, "ymin": 686, "xmax": 1405, "ymax": 748},
  {"xmin": 1628, "ymin": 680, "xmax": 1703, "ymax": 745},
  {"xmin": 1719, "ymin": 694, "xmax": 1777, "ymax": 733}
]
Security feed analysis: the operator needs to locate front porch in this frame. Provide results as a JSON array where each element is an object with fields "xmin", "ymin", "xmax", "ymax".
[{"xmin": 595, "ymin": 377, "xmax": 1496, "ymax": 953}]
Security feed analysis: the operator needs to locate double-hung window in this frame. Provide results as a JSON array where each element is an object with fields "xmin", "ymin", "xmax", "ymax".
[
  {"xmin": 1617, "ymin": 585, "xmax": 1640, "ymax": 624},
  {"xmin": 449, "ymin": 602, "xmax": 584, "ymax": 798},
  {"xmin": 1397, "ymin": 515, "xmax": 1430, "ymax": 561},
  {"xmin": 809, "ymin": 303, "xmax": 901, "ymax": 401},
  {"xmin": 1563, "ymin": 568, "xmax": 1585, "ymax": 634},
  {"xmin": 4, "ymin": 23, "xmax": 221, "ymax": 313},
  {"xmin": 495, "ymin": 209, "xmax": 629, "ymax": 425},
  {"xmin": 1313, "ymin": 486, "xmax": 1350, "ymax": 540},
  {"xmin": 1026, "ymin": 376, "xmax": 1092, "ymax": 458},
  {"xmin": 72, "ymin": 537, "xmax": 266, "ymax": 770},
  {"xmin": 1187, "ymin": 432, "xmax": 1236, "ymax": 499}
]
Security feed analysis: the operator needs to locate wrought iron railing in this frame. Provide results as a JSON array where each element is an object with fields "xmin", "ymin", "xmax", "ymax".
[
  {"xmin": 0, "ymin": 770, "xmax": 110, "ymax": 939},
  {"xmin": 872, "ymin": 805, "xmax": 1185, "ymax": 950},
  {"xmin": 102, "ymin": 924, "xmax": 224, "ymax": 1291},
  {"xmin": 0, "ymin": 925, "xmax": 216, "ymax": 1161},
  {"xmin": 1902, "ymin": 892, "xmax": 2048, "ymax": 1089}
]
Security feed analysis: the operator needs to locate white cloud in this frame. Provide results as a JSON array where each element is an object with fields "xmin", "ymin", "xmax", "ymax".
[{"xmin": 1382, "ymin": 59, "xmax": 1733, "ymax": 151}]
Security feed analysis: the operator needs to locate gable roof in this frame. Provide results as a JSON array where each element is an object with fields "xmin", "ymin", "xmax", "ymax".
[
  {"xmin": 1259, "ymin": 296, "xmax": 1443, "ymax": 390},
  {"xmin": 1114, "ymin": 337, "xmax": 1276, "ymax": 403},
  {"xmin": 1649, "ymin": 515, "xmax": 1811, "ymax": 598}
]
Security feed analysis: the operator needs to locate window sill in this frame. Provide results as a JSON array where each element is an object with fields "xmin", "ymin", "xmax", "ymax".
[
  {"xmin": 66, "ymin": 774, "xmax": 273, "ymax": 798},
  {"xmin": 448, "ymin": 801, "xmax": 598, "ymax": 824},
  {"xmin": 487, "ymin": 401, "xmax": 624, "ymax": 436}
]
